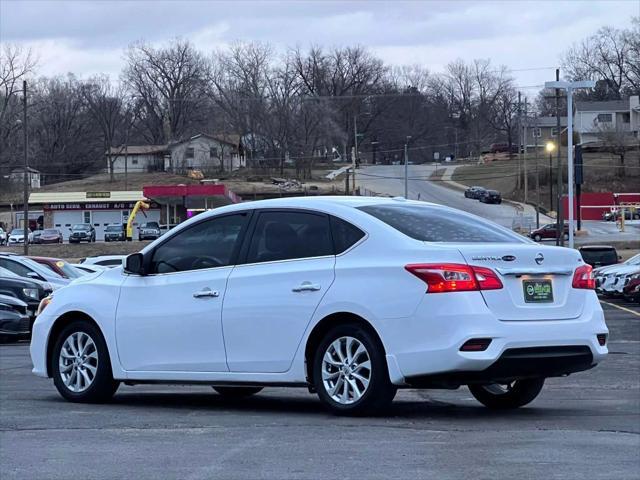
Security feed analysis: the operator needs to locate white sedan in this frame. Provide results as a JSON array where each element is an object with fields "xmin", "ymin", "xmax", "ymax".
[{"xmin": 30, "ymin": 197, "xmax": 607, "ymax": 415}]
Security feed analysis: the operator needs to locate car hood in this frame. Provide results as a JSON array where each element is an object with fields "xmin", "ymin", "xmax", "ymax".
[
  {"xmin": 602, "ymin": 265, "xmax": 640, "ymax": 276},
  {"xmin": 0, "ymin": 293, "xmax": 28, "ymax": 308}
]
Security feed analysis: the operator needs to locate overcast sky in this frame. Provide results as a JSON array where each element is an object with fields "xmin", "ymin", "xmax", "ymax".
[{"xmin": 1, "ymin": 0, "xmax": 638, "ymax": 92}]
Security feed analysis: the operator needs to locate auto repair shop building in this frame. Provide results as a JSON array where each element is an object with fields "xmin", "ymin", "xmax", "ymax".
[{"xmin": 28, "ymin": 191, "xmax": 161, "ymax": 242}]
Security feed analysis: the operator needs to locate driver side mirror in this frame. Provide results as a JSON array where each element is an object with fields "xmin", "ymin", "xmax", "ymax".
[
  {"xmin": 124, "ymin": 253, "xmax": 146, "ymax": 275},
  {"xmin": 27, "ymin": 271, "xmax": 41, "ymax": 280}
]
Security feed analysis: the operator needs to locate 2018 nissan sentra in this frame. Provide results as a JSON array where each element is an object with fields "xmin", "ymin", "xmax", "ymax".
[{"xmin": 30, "ymin": 197, "xmax": 607, "ymax": 415}]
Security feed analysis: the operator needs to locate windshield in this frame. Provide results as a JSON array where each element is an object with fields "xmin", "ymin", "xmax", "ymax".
[
  {"xmin": 106, "ymin": 225, "xmax": 123, "ymax": 232},
  {"xmin": 141, "ymin": 222, "xmax": 159, "ymax": 229},
  {"xmin": 20, "ymin": 257, "xmax": 65, "ymax": 279},
  {"xmin": 43, "ymin": 229, "xmax": 59, "ymax": 235},
  {"xmin": 358, "ymin": 204, "xmax": 525, "ymax": 243},
  {"xmin": 10, "ymin": 229, "xmax": 23, "ymax": 235},
  {"xmin": 625, "ymin": 254, "xmax": 640, "ymax": 266},
  {"xmin": 72, "ymin": 224, "xmax": 90, "ymax": 230}
]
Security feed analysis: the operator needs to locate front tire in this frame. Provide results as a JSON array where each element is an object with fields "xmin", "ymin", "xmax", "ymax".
[
  {"xmin": 52, "ymin": 321, "xmax": 119, "ymax": 403},
  {"xmin": 533, "ymin": 234, "xmax": 541, "ymax": 242},
  {"xmin": 212, "ymin": 386, "xmax": 263, "ymax": 398},
  {"xmin": 468, "ymin": 378, "xmax": 544, "ymax": 409},
  {"xmin": 313, "ymin": 324, "xmax": 396, "ymax": 416}
]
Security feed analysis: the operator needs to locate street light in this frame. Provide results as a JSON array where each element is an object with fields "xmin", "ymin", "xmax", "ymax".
[
  {"xmin": 546, "ymin": 141, "xmax": 555, "ymax": 213},
  {"xmin": 545, "ymin": 80, "xmax": 596, "ymax": 248}
]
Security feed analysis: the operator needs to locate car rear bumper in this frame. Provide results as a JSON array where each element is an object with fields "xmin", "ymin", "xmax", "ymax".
[{"xmin": 380, "ymin": 291, "xmax": 607, "ymax": 385}]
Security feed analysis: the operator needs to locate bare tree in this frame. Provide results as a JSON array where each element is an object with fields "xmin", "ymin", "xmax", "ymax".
[
  {"xmin": 598, "ymin": 123, "xmax": 636, "ymax": 176},
  {"xmin": 80, "ymin": 75, "xmax": 130, "ymax": 181},
  {"xmin": 563, "ymin": 24, "xmax": 639, "ymax": 99},
  {"xmin": 123, "ymin": 39, "xmax": 209, "ymax": 143},
  {"xmin": 0, "ymin": 45, "xmax": 37, "ymax": 183}
]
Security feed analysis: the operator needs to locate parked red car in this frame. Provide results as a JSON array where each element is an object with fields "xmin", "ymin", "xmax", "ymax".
[
  {"xmin": 529, "ymin": 223, "xmax": 571, "ymax": 242},
  {"xmin": 28, "ymin": 256, "xmax": 82, "ymax": 280}
]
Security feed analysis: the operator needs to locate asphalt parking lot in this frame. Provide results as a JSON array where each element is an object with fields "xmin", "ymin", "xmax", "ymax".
[{"xmin": 1, "ymin": 301, "xmax": 638, "ymax": 479}]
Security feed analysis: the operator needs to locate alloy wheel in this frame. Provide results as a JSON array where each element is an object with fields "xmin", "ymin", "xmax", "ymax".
[
  {"xmin": 59, "ymin": 332, "xmax": 98, "ymax": 393},
  {"xmin": 321, "ymin": 336, "xmax": 371, "ymax": 405}
]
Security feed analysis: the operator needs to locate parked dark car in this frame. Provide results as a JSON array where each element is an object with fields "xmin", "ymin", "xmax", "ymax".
[
  {"xmin": 0, "ymin": 267, "xmax": 52, "ymax": 324},
  {"xmin": 464, "ymin": 186, "xmax": 486, "ymax": 199},
  {"xmin": 69, "ymin": 223, "xmax": 96, "ymax": 243},
  {"xmin": 489, "ymin": 143, "xmax": 518, "ymax": 154},
  {"xmin": 35, "ymin": 228, "xmax": 63, "ymax": 244},
  {"xmin": 138, "ymin": 221, "xmax": 162, "ymax": 241},
  {"xmin": 28, "ymin": 256, "xmax": 83, "ymax": 280},
  {"xmin": 529, "ymin": 223, "xmax": 571, "ymax": 242},
  {"xmin": 104, "ymin": 224, "xmax": 126, "ymax": 242},
  {"xmin": 0, "ymin": 294, "xmax": 30, "ymax": 343},
  {"xmin": 602, "ymin": 209, "xmax": 640, "ymax": 221},
  {"xmin": 478, "ymin": 189, "xmax": 502, "ymax": 204},
  {"xmin": 579, "ymin": 245, "xmax": 621, "ymax": 268}
]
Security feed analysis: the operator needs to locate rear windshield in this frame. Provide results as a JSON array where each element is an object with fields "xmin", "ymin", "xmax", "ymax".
[
  {"xmin": 581, "ymin": 249, "xmax": 617, "ymax": 264},
  {"xmin": 358, "ymin": 204, "xmax": 523, "ymax": 243}
]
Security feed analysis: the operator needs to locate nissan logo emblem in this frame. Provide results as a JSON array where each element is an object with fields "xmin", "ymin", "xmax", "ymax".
[{"xmin": 535, "ymin": 253, "xmax": 544, "ymax": 265}]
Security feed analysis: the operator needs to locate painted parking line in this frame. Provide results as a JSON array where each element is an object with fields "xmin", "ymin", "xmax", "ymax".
[{"xmin": 600, "ymin": 300, "xmax": 640, "ymax": 317}]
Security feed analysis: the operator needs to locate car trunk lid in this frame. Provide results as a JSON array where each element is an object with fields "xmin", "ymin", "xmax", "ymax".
[{"xmin": 454, "ymin": 243, "xmax": 585, "ymax": 321}]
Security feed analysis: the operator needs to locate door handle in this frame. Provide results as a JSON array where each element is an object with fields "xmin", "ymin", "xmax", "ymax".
[
  {"xmin": 193, "ymin": 288, "xmax": 219, "ymax": 298},
  {"xmin": 292, "ymin": 282, "xmax": 321, "ymax": 293}
]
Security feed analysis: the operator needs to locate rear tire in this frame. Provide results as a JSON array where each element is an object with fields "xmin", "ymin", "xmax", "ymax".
[
  {"xmin": 313, "ymin": 324, "xmax": 396, "ymax": 416},
  {"xmin": 468, "ymin": 378, "xmax": 544, "ymax": 409},
  {"xmin": 52, "ymin": 320, "xmax": 119, "ymax": 403},
  {"xmin": 212, "ymin": 386, "xmax": 263, "ymax": 398}
]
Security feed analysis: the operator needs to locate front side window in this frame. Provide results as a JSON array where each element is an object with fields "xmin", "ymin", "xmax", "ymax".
[
  {"xmin": 246, "ymin": 211, "xmax": 333, "ymax": 264},
  {"xmin": 358, "ymin": 204, "xmax": 524, "ymax": 243},
  {"xmin": 150, "ymin": 213, "xmax": 247, "ymax": 273}
]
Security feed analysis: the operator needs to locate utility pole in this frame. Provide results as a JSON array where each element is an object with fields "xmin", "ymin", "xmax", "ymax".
[
  {"xmin": 523, "ymin": 97, "xmax": 528, "ymax": 204},
  {"xmin": 124, "ymin": 144, "xmax": 128, "ymax": 190},
  {"xmin": 352, "ymin": 115, "xmax": 357, "ymax": 193},
  {"xmin": 517, "ymin": 91, "xmax": 522, "ymax": 189},
  {"xmin": 404, "ymin": 137, "xmax": 411, "ymax": 199},
  {"xmin": 22, "ymin": 80, "xmax": 29, "ymax": 256},
  {"xmin": 555, "ymin": 68, "xmax": 563, "ymax": 246},
  {"xmin": 534, "ymin": 113, "xmax": 540, "ymax": 228}
]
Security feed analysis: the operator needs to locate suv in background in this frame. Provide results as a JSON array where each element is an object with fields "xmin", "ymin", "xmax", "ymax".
[
  {"xmin": 579, "ymin": 246, "xmax": 621, "ymax": 268},
  {"xmin": 138, "ymin": 221, "xmax": 161, "ymax": 241},
  {"xmin": 104, "ymin": 224, "xmax": 126, "ymax": 242},
  {"xmin": 69, "ymin": 224, "xmax": 96, "ymax": 243}
]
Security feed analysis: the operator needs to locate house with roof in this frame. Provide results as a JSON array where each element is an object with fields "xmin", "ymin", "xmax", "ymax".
[
  {"xmin": 107, "ymin": 133, "xmax": 245, "ymax": 175},
  {"xmin": 524, "ymin": 116, "xmax": 568, "ymax": 149},
  {"xmin": 574, "ymin": 96, "xmax": 638, "ymax": 145},
  {"xmin": 9, "ymin": 166, "xmax": 41, "ymax": 189}
]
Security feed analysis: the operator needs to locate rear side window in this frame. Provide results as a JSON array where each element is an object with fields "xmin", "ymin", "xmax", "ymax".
[
  {"xmin": 330, "ymin": 216, "xmax": 365, "ymax": 253},
  {"xmin": 246, "ymin": 211, "xmax": 333, "ymax": 263},
  {"xmin": 358, "ymin": 204, "xmax": 523, "ymax": 243}
]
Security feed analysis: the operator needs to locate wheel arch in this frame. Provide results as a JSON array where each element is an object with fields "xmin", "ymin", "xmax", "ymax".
[
  {"xmin": 304, "ymin": 311, "xmax": 387, "ymax": 386},
  {"xmin": 45, "ymin": 310, "xmax": 108, "ymax": 378}
]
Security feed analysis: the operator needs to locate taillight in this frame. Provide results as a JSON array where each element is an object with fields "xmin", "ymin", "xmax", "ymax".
[
  {"xmin": 572, "ymin": 264, "xmax": 595, "ymax": 289},
  {"xmin": 405, "ymin": 263, "xmax": 503, "ymax": 293}
]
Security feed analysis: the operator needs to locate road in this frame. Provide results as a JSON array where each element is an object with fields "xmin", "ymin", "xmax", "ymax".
[
  {"xmin": 1, "ymin": 302, "xmax": 638, "ymax": 479},
  {"xmin": 357, "ymin": 164, "xmax": 530, "ymax": 227}
]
